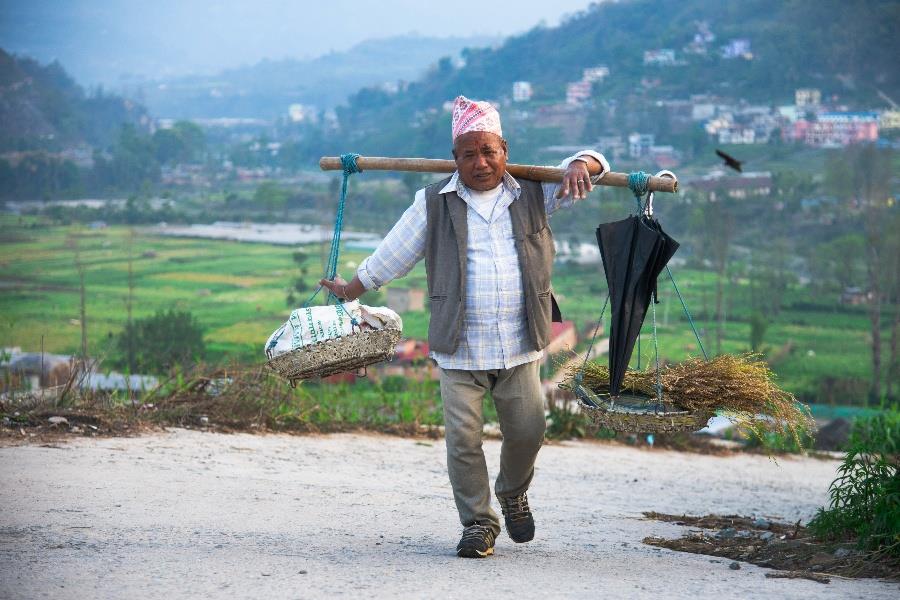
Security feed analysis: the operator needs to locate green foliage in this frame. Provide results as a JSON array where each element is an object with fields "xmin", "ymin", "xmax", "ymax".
[
  {"xmin": 0, "ymin": 49, "xmax": 149, "ymax": 152},
  {"xmin": 808, "ymin": 408, "xmax": 900, "ymax": 557},
  {"xmin": 545, "ymin": 403, "xmax": 588, "ymax": 439},
  {"xmin": 116, "ymin": 309, "xmax": 206, "ymax": 374},
  {"xmin": 152, "ymin": 121, "xmax": 206, "ymax": 165},
  {"xmin": 253, "ymin": 181, "xmax": 290, "ymax": 216},
  {"xmin": 0, "ymin": 155, "xmax": 82, "ymax": 199},
  {"xmin": 742, "ymin": 425, "xmax": 814, "ymax": 454},
  {"xmin": 846, "ymin": 408, "xmax": 900, "ymax": 456},
  {"xmin": 749, "ymin": 311, "xmax": 768, "ymax": 352}
]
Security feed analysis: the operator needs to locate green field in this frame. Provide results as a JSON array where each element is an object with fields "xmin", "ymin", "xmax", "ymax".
[{"xmin": 0, "ymin": 215, "xmax": 889, "ymax": 403}]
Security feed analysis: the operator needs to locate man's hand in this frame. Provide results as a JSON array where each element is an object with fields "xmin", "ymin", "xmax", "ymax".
[
  {"xmin": 318, "ymin": 275, "xmax": 366, "ymax": 302},
  {"xmin": 556, "ymin": 156, "xmax": 602, "ymax": 199}
]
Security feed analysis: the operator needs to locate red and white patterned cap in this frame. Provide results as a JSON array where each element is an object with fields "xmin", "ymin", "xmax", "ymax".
[{"xmin": 451, "ymin": 95, "xmax": 502, "ymax": 141}]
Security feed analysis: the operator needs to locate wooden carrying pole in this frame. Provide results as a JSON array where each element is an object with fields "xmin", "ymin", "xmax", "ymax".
[{"xmin": 319, "ymin": 156, "xmax": 678, "ymax": 193}]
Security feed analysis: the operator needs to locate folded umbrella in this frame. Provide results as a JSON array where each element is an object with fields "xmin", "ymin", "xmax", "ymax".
[{"xmin": 596, "ymin": 215, "xmax": 679, "ymax": 396}]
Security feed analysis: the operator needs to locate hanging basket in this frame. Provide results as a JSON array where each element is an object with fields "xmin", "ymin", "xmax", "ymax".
[
  {"xmin": 561, "ymin": 382, "xmax": 714, "ymax": 433},
  {"xmin": 579, "ymin": 401, "xmax": 714, "ymax": 433},
  {"xmin": 266, "ymin": 326, "xmax": 402, "ymax": 386}
]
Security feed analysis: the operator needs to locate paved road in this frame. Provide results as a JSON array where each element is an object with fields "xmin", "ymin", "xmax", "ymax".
[{"xmin": 1, "ymin": 430, "xmax": 897, "ymax": 599}]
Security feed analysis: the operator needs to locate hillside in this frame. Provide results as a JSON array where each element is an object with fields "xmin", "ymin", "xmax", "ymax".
[
  {"xmin": 0, "ymin": 49, "xmax": 149, "ymax": 152},
  {"xmin": 331, "ymin": 0, "xmax": 899, "ymax": 158},
  {"xmin": 140, "ymin": 34, "xmax": 499, "ymax": 119}
]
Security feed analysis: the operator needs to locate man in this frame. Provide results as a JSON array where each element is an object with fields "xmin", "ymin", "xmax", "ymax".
[{"xmin": 321, "ymin": 96, "xmax": 609, "ymax": 558}]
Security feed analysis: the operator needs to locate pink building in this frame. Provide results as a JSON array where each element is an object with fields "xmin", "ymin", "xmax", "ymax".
[{"xmin": 789, "ymin": 112, "xmax": 879, "ymax": 147}]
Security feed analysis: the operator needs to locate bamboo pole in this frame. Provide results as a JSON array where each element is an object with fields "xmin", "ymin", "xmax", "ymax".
[{"xmin": 319, "ymin": 156, "xmax": 678, "ymax": 193}]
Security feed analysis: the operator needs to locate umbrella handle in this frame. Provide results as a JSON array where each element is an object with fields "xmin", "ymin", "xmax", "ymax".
[{"xmin": 646, "ymin": 170, "xmax": 677, "ymax": 216}]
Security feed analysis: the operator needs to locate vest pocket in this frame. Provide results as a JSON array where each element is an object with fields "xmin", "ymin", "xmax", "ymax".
[{"xmin": 523, "ymin": 227, "xmax": 553, "ymax": 293}]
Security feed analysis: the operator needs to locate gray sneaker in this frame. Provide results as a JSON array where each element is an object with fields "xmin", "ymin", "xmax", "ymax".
[{"xmin": 456, "ymin": 523, "xmax": 496, "ymax": 558}]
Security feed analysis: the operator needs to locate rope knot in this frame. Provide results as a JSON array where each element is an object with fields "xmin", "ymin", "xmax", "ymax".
[
  {"xmin": 341, "ymin": 153, "xmax": 361, "ymax": 175},
  {"xmin": 627, "ymin": 171, "xmax": 650, "ymax": 199}
]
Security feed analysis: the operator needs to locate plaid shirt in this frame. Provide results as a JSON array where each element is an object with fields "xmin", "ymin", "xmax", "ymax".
[{"xmin": 357, "ymin": 151, "xmax": 608, "ymax": 370}]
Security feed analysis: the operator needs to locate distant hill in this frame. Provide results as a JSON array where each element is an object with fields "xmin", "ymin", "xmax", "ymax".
[
  {"xmin": 331, "ymin": 0, "xmax": 899, "ymax": 158},
  {"xmin": 0, "ymin": 49, "xmax": 150, "ymax": 152},
  {"xmin": 139, "ymin": 34, "xmax": 500, "ymax": 119}
]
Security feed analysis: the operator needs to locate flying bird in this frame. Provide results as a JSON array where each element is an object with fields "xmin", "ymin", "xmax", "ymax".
[{"xmin": 715, "ymin": 149, "xmax": 743, "ymax": 173}]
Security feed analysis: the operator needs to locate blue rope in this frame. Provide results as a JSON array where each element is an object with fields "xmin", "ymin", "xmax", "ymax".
[
  {"xmin": 666, "ymin": 265, "xmax": 709, "ymax": 360},
  {"xmin": 627, "ymin": 171, "xmax": 650, "ymax": 212},
  {"xmin": 303, "ymin": 153, "xmax": 361, "ymax": 309},
  {"xmin": 575, "ymin": 292, "xmax": 610, "ymax": 387}
]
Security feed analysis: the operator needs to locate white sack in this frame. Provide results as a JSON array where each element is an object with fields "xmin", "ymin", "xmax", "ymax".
[{"xmin": 265, "ymin": 301, "xmax": 402, "ymax": 359}]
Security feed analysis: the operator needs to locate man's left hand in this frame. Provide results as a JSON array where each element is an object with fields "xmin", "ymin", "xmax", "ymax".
[{"xmin": 556, "ymin": 158, "xmax": 601, "ymax": 200}]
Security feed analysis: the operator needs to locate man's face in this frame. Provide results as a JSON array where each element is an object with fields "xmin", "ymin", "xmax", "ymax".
[{"xmin": 452, "ymin": 131, "xmax": 508, "ymax": 191}]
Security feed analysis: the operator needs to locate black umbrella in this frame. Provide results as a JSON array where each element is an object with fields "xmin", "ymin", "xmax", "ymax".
[{"xmin": 596, "ymin": 214, "xmax": 679, "ymax": 396}]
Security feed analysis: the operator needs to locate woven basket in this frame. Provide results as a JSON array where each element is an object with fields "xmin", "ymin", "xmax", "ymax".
[
  {"xmin": 562, "ymin": 382, "xmax": 713, "ymax": 433},
  {"xmin": 579, "ymin": 401, "xmax": 714, "ymax": 433},
  {"xmin": 266, "ymin": 326, "xmax": 402, "ymax": 385}
]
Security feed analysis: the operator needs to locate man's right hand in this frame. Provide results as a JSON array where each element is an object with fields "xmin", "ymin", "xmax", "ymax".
[{"xmin": 319, "ymin": 275, "xmax": 366, "ymax": 302}]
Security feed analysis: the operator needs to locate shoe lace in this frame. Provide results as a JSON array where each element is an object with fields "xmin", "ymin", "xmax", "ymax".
[
  {"xmin": 461, "ymin": 523, "xmax": 494, "ymax": 543},
  {"xmin": 499, "ymin": 493, "xmax": 531, "ymax": 523}
]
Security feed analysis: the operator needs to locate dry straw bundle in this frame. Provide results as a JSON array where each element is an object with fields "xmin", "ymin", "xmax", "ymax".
[{"xmin": 565, "ymin": 354, "xmax": 814, "ymax": 444}]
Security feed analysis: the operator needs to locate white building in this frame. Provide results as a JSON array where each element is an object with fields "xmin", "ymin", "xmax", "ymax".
[
  {"xmin": 582, "ymin": 66, "xmax": 609, "ymax": 83},
  {"xmin": 288, "ymin": 104, "xmax": 317, "ymax": 123},
  {"xmin": 795, "ymin": 88, "xmax": 821, "ymax": 108},
  {"xmin": 512, "ymin": 81, "xmax": 533, "ymax": 102},
  {"xmin": 643, "ymin": 49, "xmax": 677, "ymax": 66},
  {"xmin": 628, "ymin": 133, "xmax": 655, "ymax": 158},
  {"xmin": 721, "ymin": 39, "xmax": 752, "ymax": 59}
]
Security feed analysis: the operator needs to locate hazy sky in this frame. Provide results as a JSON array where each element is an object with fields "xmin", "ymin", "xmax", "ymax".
[{"xmin": 1, "ymin": 0, "xmax": 598, "ymax": 85}]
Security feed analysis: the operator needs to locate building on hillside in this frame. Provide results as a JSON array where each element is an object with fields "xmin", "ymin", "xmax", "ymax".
[
  {"xmin": 288, "ymin": 104, "xmax": 318, "ymax": 123},
  {"xmin": 880, "ymin": 110, "xmax": 900, "ymax": 130},
  {"xmin": 789, "ymin": 112, "xmax": 879, "ymax": 147},
  {"xmin": 721, "ymin": 39, "xmax": 753, "ymax": 59},
  {"xmin": 795, "ymin": 88, "xmax": 821, "ymax": 108},
  {"xmin": 582, "ymin": 66, "xmax": 609, "ymax": 83},
  {"xmin": 689, "ymin": 171, "xmax": 773, "ymax": 201},
  {"xmin": 691, "ymin": 103, "xmax": 717, "ymax": 121},
  {"xmin": 718, "ymin": 127, "xmax": 756, "ymax": 145},
  {"xmin": 684, "ymin": 20, "xmax": 715, "ymax": 54},
  {"xmin": 643, "ymin": 49, "xmax": 676, "ymax": 66},
  {"xmin": 566, "ymin": 81, "xmax": 592, "ymax": 105},
  {"xmin": 628, "ymin": 133, "xmax": 655, "ymax": 159},
  {"xmin": 778, "ymin": 105, "xmax": 801, "ymax": 122},
  {"xmin": 386, "ymin": 287, "xmax": 425, "ymax": 313},
  {"xmin": 512, "ymin": 81, "xmax": 533, "ymax": 102}
]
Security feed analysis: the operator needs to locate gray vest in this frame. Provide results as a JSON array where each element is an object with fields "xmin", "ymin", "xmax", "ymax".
[{"xmin": 424, "ymin": 175, "xmax": 561, "ymax": 355}]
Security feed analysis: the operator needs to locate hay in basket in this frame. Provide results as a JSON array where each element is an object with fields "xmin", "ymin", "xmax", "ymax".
[{"xmin": 562, "ymin": 353, "xmax": 814, "ymax": 443}]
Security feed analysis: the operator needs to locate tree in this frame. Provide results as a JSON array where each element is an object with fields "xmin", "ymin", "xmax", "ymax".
[
  {"xmin": 152, "ymin": 121, "xmax": 206, "ymax": 165},
  {"xmin": 287, "ymin": 249, "xmax": 310, "ymax": 307},
  {"xmin": 254, "ymin": 181, "xmax": 290, "ymax": 218},
  {"xmin": 826, "ymin": 145, "xmax": 895, "ymax": 402},
  {"xmin": 116, "ymin": 309, "xmax": 205, "ymax": 374},
  {"xmin": 702, "ymin": 199, "xmax": 735, "ymax": 355},
  {"xmin": 749, "ymin": 311, "xmax": 769, "ymax": 352}
]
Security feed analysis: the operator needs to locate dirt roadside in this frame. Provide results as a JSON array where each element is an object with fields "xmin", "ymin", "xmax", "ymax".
[{"xmin": 1, "ymin": 429, "xmax": 897, "ymax": 599}]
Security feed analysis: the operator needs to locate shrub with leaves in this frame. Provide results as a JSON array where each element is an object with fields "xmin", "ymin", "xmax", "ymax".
[{"xmin": 808, "ymin": 408, "xmax": 900, "ymax": 559}]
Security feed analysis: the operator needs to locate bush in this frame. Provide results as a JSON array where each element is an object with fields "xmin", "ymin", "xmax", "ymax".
[
  {"xmin": 116, "ymin": 309, "xmax": 205, "ymax": 374},
  {"xmin": 807, "ymin": 407, "xmax": 900, "ymax": 557}
]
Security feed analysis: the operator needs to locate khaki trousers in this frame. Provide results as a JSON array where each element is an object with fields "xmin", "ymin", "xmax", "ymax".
[{"xmin": 439, "ymin": 360, "xmax": 546, "ymax": 536}]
